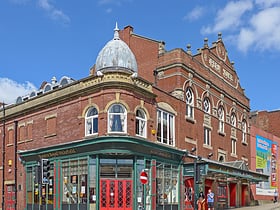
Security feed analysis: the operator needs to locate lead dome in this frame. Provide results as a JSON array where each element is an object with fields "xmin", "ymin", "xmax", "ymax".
[{"xmin": 95, "ymin": 24, "xmax": 138, "ymax": 73}]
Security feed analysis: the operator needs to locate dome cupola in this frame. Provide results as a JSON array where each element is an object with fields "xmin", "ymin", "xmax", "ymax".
[{"xmin": 95, "ymin": 23, "xmax": 138, "ymax": 73}]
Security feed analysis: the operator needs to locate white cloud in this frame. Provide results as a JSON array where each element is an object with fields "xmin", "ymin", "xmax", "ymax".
[
  {"xmin": 184, "ymin": 6, "xmax": 204, "ymax": 21},
  {"xmin": 199, "ymin": 0, "xmax": 280, "ymax": 53},
  {"xmin": 237, "ymin": 7, "xmax": 280, "ymax": 52},
  {"xmin": 37, "ymin": 0, "xmax": 70, "ymax": 24},
  {"xmin": 0, "ymin": 78, "xmax": 37, "ymax": 104},
  {"xmin": 10, "ymin": 0, "xmax": 70, "ymax": 24},
  {"xmin": 255, "ymin": 0, "xmax": 280, "ymax": 8},
  {"xmin": 202, "ymin": 0, "xmax": 253, "ymax": 34},
  {"xmin": 106, "ymin": 8, "xmax": 113, "ymax": 13},
  {"xmin": 38, "ymin": 0, "xmax": 52, "ymax": 10}
]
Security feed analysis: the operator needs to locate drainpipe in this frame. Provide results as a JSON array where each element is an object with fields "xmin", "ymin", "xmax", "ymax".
[
  {"xmin": 2, "ymin": 103, "xmax": 6, "ymax": 210},
  {"xmin": 14, "ymin": 120, "xmax": 18, "ymax": 210},
  {"xmin": 153, "ymin": 69, "xmax": 158, "ymax": 86}
]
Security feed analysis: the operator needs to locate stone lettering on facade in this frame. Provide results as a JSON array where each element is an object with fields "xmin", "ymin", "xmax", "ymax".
[
  {"xmin": 223, "ymin": 69, "xmax": 233, "ymax": 82},
  {"xmin": 209, "ymin": 58, "xmax": 221, "ymax": 73}
]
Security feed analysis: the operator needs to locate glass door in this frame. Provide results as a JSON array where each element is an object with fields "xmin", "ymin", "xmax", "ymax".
[{"xmin": 99, "ymin": 158, "xmax": 133, "ymax": 210}]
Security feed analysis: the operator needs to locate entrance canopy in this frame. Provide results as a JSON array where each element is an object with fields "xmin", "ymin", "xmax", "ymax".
[{"xmin": 183, "ymin": 157, "xmax": 269, "ymax": 183}]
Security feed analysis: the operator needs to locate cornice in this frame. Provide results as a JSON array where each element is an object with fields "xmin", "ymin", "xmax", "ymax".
[{"xmin": 0, "ymin": 72, "xmax": 155, "ymax": 121}]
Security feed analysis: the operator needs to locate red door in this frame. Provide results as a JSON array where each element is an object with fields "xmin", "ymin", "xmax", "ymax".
[
  {"xmin": 229, "ymin": 183, "xmax": 236, "ymax": 207},
  {"xmin": 100, "ymin": 179, "xmax": 132, "ymax": 210},
  {"xmin": 6, "ymin": 184, "xmax": 16, "ymax": 210},
  {"xmin": 241, "ymin": 185, "xmax": 247, "ymax": 206}
]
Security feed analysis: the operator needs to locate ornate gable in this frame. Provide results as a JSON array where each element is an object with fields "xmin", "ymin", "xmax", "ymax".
[{"xmin": 197, "ymin": 34, "xmax": 240, "ymax": 89}]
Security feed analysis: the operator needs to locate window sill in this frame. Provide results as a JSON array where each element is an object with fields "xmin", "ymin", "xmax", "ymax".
[
  {"xmin": 25, "ymin": 139, "xmax": 33, "ymax": 142},
  {"xmin": 231, "ymin": 153, "xmax": 238, "ymax": 158},
  {"xmin": 136, "ymin": 134, "xmax": 147, "ymax": 139},
  {"xmin": 242, "ymin": 141, "xmax": 248, "ymax": 146},
  {"xmin": 203, "ymin": 144, "xmax": 213, "ymax": 150},
  {"xmin": 44, "ymin": 133, "xmax": 57, "ymax": 138},
  {"xmin": 218, "ymin": 131, "xmax": 226, "ymax": 136},
  {"xmin": 84, "ymin": 134, "xmax": 98, "ymax": 139},
  {"xmin": 185, "ymin": 116, "xmax": 196, "ymax": 124},
  {"xmin": 106, "ymin": 132, "xmax": 128, "ymax": 136}
]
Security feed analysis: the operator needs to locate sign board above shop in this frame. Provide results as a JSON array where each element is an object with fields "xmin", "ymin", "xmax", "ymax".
[{"xmin": 183, "ymin": 163, "xmax": 208, "ymax": 176}]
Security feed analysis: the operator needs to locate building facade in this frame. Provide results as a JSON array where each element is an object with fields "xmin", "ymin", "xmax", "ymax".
[
  {"xmin": 250, "ymin": 110, "xmax": 280, "ymax": 138},
  {"xmin": 0, "ymin": 25, "xmax": 267, "ymax": 210},
  {"xmin": 250, "ymin": 113, "xmax": 280, "ymax": 203}
]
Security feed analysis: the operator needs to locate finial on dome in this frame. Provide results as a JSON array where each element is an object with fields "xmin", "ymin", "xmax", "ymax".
[{"xmin": 114, "ymin": 22, "xmax": 120, "ymax": 40}]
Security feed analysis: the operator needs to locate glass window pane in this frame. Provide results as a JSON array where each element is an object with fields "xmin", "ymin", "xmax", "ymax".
[{"xmin": 108, "ymin": 104, "xmax": 127, "ymax": 133}]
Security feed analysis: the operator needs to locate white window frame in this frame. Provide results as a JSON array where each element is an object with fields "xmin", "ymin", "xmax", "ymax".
[
  {"xmin": 218, "ymin": 106, "xmax": 225, "ymax": 133},
  {"xmin": 108, "ymin": 104, "xmax": 127, "ymax": 133},
  {"xmin": 136, "ymin": 109, "xmax": 147, "ymax": 138},
  {"xmin": 242, "ymin": 120, "xmax": 247, "ymax": 143},
  {"xmin": 231, "ymin": 139, "xmax": 237, "ymax": 155},
  {"xmin": 203, "ymin": 97, "xmax": 211, "ymax": 114},
  {"xmin": 230, "ymin": 112, "xmax": 236, "ymax": 127},
  {"xmin": 186, "ymin": 87, "xmax": 194, "ymax": 118},
  {"xmin": 85, "ymin": 107, "xmax": 98, "ymax": 136},
  {"xmin": 204, "ymin": 127, "xmax": 211, "ymax": 146},
  {"xmin": 157, "ymin": 109, "xmax": 175, "ymax": 146}
]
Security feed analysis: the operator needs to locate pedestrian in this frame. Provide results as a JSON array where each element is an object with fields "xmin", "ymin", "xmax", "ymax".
[
  {"xmin": 197, "ymin": 193, "xmax": 206, "ymax": 210},
  {"xmin": 274, "ymin": 189, "xmax": 278, "ymax": 203},
  {"xmin": 207, "ymin": 189, "xmax": 214, "ymax": 210}
]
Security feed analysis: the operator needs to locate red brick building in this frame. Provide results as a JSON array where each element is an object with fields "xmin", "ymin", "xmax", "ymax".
[
  {"xmin": 0, "ymin": 24, "xmax": 267, "ymax": 210},
  {"xmin": 249, "ymin": 125, "xmax": 280, "ymax": 203},
  {"xmin": 250, "ymin": 111, "xmax": 280, "ymax": 203},
  {"xmin": 250, "ymin": 110, "xmax": 280, "ymax": 138}
]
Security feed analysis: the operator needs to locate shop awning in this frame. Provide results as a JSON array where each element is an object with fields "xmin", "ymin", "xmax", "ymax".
[{"xmin": 183, "ymin": 157, "xmax": 269, "ymax": 183}]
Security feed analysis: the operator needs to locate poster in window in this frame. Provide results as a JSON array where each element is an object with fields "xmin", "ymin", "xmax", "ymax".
[{"xmin": 71, "ymin": 175, "xmax": 77, "ymax": 184}]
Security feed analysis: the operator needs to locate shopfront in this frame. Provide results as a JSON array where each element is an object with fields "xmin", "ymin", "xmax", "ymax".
[
  {"xmin": 20, "ymin": 136, "xmax": 186, "ymax": 210},
  {"xmin": 182, "ymin": 158, "xmax": 269, "ymax": 210}
]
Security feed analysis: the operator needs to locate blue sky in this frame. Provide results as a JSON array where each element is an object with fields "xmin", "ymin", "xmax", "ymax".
[{"xmin": 1, "ymin": 0, "xmax": 280, "ymax": 111}]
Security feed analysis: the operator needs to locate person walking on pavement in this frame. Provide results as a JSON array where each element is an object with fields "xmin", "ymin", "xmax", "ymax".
[
  {"xmin": 197, "ymin": 193, "xmax": 206, "ymax": 210},
  {"xmin": 207, "ymin": 189, "xmax": 214, "ymax": 210},
  {"xmin": 274, "ymin": 189, "xmax": 278, "ymax": 203}
]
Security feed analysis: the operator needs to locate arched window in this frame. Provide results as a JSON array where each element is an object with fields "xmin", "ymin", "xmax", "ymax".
[
  {"xmin": 203, "ymin": 97, "xmax": 211, "ymax": 114},
  {"xmin": 108, "ymin": 104, "xmax": 127, "ymax": 133},
  {"xmin": 85, "ymin": 107, "xmax": 98, "ymax": 136},
  {"xmin": 135, "ymin": 109, "xmax": 147, "ymax": 138},
  {"xmin": 186, "ymin": 87, "xmax": 194, "ymax": 118},
  {"xmin": 242, "ymin": 120, "xmax": 247, "ymax": 143},
  {"xmin": 43, "ymin": 84, "xmax": 52, "ymax": 93},
  {"xmin": 218, "ymin": 105, "xmax": 225, "ymax": 133},
  {"xmin": 230, "ymin": 112, "xmax": 237, "ymax": 127}
]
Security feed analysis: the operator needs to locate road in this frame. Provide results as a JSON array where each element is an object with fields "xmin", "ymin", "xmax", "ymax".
[{"xmin": 232, "ymin": 202, "xmax": 280, "ymax": 210}]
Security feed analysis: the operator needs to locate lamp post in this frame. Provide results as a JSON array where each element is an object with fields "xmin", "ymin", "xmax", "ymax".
[
  {"xmin": 194, "ymin": 158, "xmax": 198, "ymax": 210},
  {"xmin": 193, "ymin": 156, "xmax": 202, "ymax": 210},
  {"xmin": 189, "ymin": 147, "xmax": 201, "ymax": 210}
]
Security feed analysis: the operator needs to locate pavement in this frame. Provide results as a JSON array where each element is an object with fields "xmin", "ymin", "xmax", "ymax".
[{"xmin": 231, "ymin": 202, "xmax": 280, "ymax": 210}]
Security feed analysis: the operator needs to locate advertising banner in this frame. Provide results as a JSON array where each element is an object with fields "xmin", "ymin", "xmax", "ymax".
[{"xmin": 256, "ymin": 135, "xmax": 278, "ymax": 195}]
